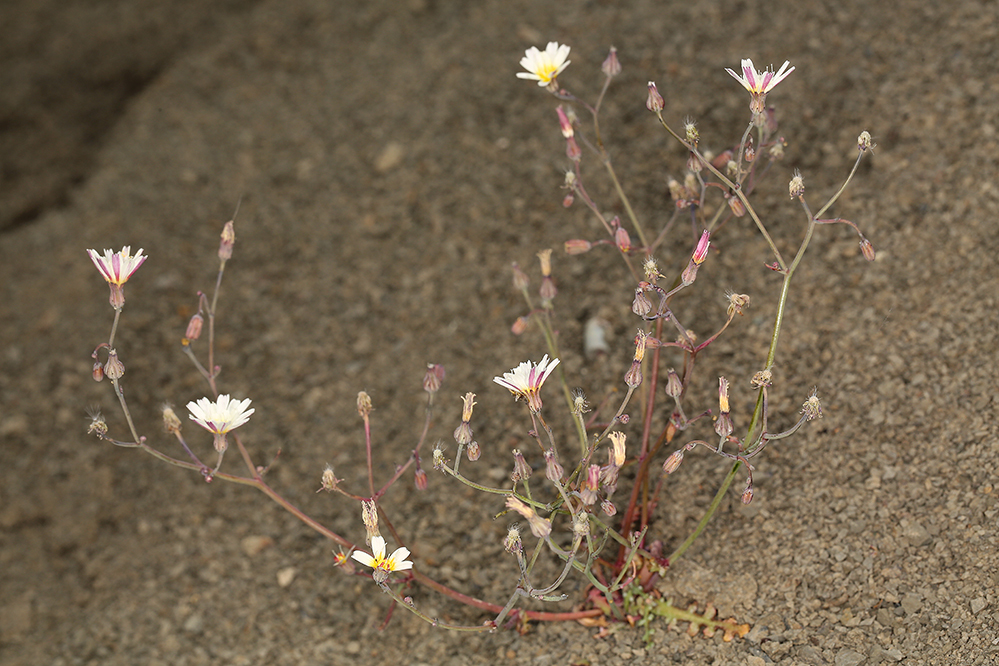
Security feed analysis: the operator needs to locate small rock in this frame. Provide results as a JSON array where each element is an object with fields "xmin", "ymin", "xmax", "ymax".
[
  {"xmin": 834, "ymin": 648, "xmax": 866, "ymax": 666},
  {"xmin": 374, "ymin": 141, "xmax": 405, "ymax": 172},
  {"xmin": 901, "ymin": 521, "xmax": 931, "ymax": 547},
  {"xmin": 240, "ymin": 535, "xmax": 274, "ymax": 556},
  {"xmin": 277, "ymin": 566, "xmax": 297, "ymax": 588},
  {"xmin": 182, "ymin": 613, "xmax": 204, "ymax": 634},
  {"xmin": 970, "ymin": 597, "xmax": 987, "ymax": 614}
]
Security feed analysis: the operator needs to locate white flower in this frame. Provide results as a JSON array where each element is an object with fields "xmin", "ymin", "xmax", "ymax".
[
  {"xmin": 493, "ymin": 354, "xmax": 560, "ymax": 412},
  {"xmin": 516, "ymin": 42, "xmax": 571, "ymax": 87},
  {"xmin": 87, "ymin": 246, "xmax": 148, "ymax": 308},
  {"xmin": 187, "ymin": 394, "xmax": 254, "ymax": 453},
  {"xmin": 351, "ymin": 535, "xmax": 413, "ymax": 578},
  {"xmin": 87, "ymin": 246, "xmax": 148, "ymax": 285},
  {"xmin": 725, "ymin": 58, "xmax": 794, "ymax": 96}
]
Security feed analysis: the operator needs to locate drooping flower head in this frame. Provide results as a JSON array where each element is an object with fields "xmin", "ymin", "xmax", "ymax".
[
  {"xmin": 187, "ymin": 394, "xmax": 254, "ymax": 453},
  {"xmin": 725, "ymin": 58, "xmax": 794, "ymax": 114},
  {"xmin": 87, "ymin": 246, "xmax": 148, "ymax": 309},
  {"xmin": 517, "ymin": 42, "xmax": 571, "ymax": 89},
  {"xmin": 493, "ymin": 354, "xmax": 560, "ymax": 413},
  {"xmin": 350, "ymin": 535, "xmax": 413, "ymax": 583}
]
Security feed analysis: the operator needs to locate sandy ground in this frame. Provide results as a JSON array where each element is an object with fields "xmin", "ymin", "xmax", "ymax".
[{"xmin": 1, "ymin": 0, "xmax": 998, "ymax": 664}]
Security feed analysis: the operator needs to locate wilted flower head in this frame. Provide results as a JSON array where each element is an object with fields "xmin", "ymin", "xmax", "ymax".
[
  {"xmin": 493, "ymin": 355, "xmax": 560, "ymax": 412},
  {"xmin": 350, "ymin": 535, "xmax": 413, "ymax": 582},
  {"xmin": 517, "ymin": 42, "xmax": 571, "ymax": 88},
  {"xmin": 187, "ymin": 394, "xmax": 254, "ymax": 453},
  {"xmin": 87, "ymin": 246, "xmax": 148, "ymax": 309}
]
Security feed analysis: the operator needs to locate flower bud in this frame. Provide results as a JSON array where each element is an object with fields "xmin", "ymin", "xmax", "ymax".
[
  {"xmin": 511, "ymin": 263, "xmax": 530, "ymax": 291},
  {"xmin": 511, "ymin": 449, "xmax": 532, "ymax": 482},
  {"xmin": 544, "ymin": 448, "xmax": 564, "ymax": 482},
  {"xmin": 601, "ymin": 46, "xmax": 621, "ymax": 78},
  {"xmin": 562, "ymin": 193, "xmax": 575, "ymax": 208},
  {"xmin": 624, "ymin": 360, "xmax": 642, "ymax": 388},
  {"xmin": 600, "ymin": 499, "xmax": 617, "ymax": 517},
  {"xmin": 727, "ymin": 195, "xmax": 746, "ymax": 217},
  {"xmin": 414, "ymin": 467, "xmax": 429, "ymax": 491},
  {"xmin": 511, "ymin": 316, "xmax": 530, "ymax": 335},
  {"xmin": 860, "ymin": 237, "xmax": 876, "ymax": 262},
  {"xmin": 664, "ymin": 368, "xmax": 683, "ymax": 399},
  {"xmin": 104, "ymin": 349, "xmax": 125, "ymax": 380},
  {"xmin": 556, "ymin": 105, "xmax": 574, "ymax": 138},
  {"xmin": 92, "ymin": 361, "xmax": 105, "ymax": 382},
  {"xmin": 614, "ymin": 226, "xmax": 632, "ymax": 252},
  {"xmin": 579, "ymin": 465, "xmax": 601, "ymax": 505},
  {"xmin": 465, "ymin": 440, "xmax": 481, "ymax": 461},
  {"xmin": 741, "ymin": 485, "xmax": 754, "ymax": 505},
  {"xmin": 662, "ymin": 449, "xmax": 684, "ymax": 474},
  {"xmin": 565, "ymin": 135, "xmax": 582, "ymax": 162},
  {"xmin": 185, "ymin": 313, "xmax": 204, "ymax": 342},
  {"xmin": 632, "ymin": 288, "xmax": 652, "ymax": 317},
  {"xmin": 218, "ymin": 220, "xmax": 236, "ymax": 261},
  {"xmin": 422, "ymin": 363, "xmax": 445, "ymax": 394},
  {"xmin": 691, "ymin": 229, "xmax": 711, "ymax": 265},
  {"xmin": 564, "ymin": 239, "xmax": 592, "ymax": 255},
  {"xmin": 646, "ymin": 81, "xmax": 664, "ymax": 112}
]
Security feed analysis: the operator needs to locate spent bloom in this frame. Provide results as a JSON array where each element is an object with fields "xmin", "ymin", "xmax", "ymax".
[
  {"xmin": 725, "ymin": 58, "xmax": 794, "ymax": 114},
  {"xmin": 350, "ymin": 535, "xmax": 413, "ymax": 583},
  {"xmin": 187, "ymin": 394, "xmax": 254, "ymax": 453},
  {"xmin": 493, "ymin": 354, "xmax": 560, "ymax": 413},
  {"xmin": 87, "ymin": 246, "xmax": 148, "ymax": 309},
  {"xmin": 517, "ymin": 41, "xmax": 571, "ymax": 88}
]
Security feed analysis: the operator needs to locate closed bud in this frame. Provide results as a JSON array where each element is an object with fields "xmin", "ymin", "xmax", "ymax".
[
  {"xmin": 741, "ymin": 484, "xmax": 754, "ymax": 505},
  {"xmin": 614, "ymin": 226, "xmax": 632, "ymax": 252},
  {"xmin": 579, "ymin": 465, "xmax": 601, "ymax": 505},
  {"xmin": 92, "ymin": 361, "xmax": 105, "ymax": 382},
  {"xmin": 466, "ymin": 440, "xmax": 481, "ymax": 461},
  {"xmin": 104, "ymin": 349, "xmax": 125, "ymax": 380},
  {"xmin": 556, "ymin": 105, "xmax": 574, "ymax": 138},
  {"xmin": 218, "ymin": 220, "xmax": 236, "ymax": 261},
  {"xmin": 646, "ymin": 81, "xmax": 664, "ymax": 112},
  {"xmin": 600, "ymin": 499, "xmax": 617, "ymax": 517},
  {"xmin": 511, "ymin": 449, "xmax": 532, "ymax": 482},
  {"xmin": 564, "ymin": 239, "xmax": 592, "ymax": 255},
  {"xmin": 664, "ymin": 368, "xmax": 683, "ymax": 399},
  {"xmin": 511, "ymin": 316, "xmax": 530, "ymax": 335},
  {"xmin": 185, "ymin": 313, "xmax": 204, "ymax": 342},
  {"xmin": 691, "ymin": 229, "xmax": 711, "ymax": 265},
  {"xmin": 601, "ymin": 46, "xmax": 621, "ymax": 78},
  {"xmin": 860, "ymin": 237, "xmax": 876, "ymax": 262},
  {"xmin": 662, "ymin": 449, "xmax": 684, "ymax": 474},
  {"xmin": 624, "ymin": 360, "xmax": 642, "ymax": 388},
  {"xmin": 565, "ymin": 135, "xmax": 582, "ymax": 162},
  {"xmin": 562, "ymin": 193, "xmax": 574, "ymax": 208},
  {"xmin": 414, "ymin": 467, "xmax": 428, "ymax": 491},
  {"xmin": 422, "ymin": 363, "xmax": 445, "ymax": 394},
  {"xmin": 727, "ymin": 195, "xmax": 746, "ymax": 217},
  {"xmin": 632, "ymin": 288, "xmax": 652, "ymax": 317},
  {"xmin": 511, "ymin": 263, "xmax": 530, "ymax": 291},
  {"xmin": 544, "ymin": 448, "xmax": 564, "ymax": 482}
]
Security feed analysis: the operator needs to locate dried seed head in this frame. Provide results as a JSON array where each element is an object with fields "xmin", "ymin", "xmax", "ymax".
[
  {"xmin": 860, "ymin": 237, "xmax": 876, "ymax": 262},
  {"xmin": 857, "ymin": 130, "xmax": 875, "ymax": 153},
  {"xmin": 726, "ymin": 292, "xmax": 751, "ymax": 317},
  {"xmin": 572, "ymin": 512, "xmax": 591, "ymax": 537},
  {"xmin": 162, "ymin": 405, "xmax": 182, "ymax": 434},
  {"xmin": 632, "ymin": 287, "xmax": 653, "ymax": 317},
  {"xmin": 608, "ymin": 431, "xmax": 626, "ymax": 467},
  {"xmin": 801, "ymin": 389, "xmax": 823, "ymax": 420},
  {"xmin": 570, "ymin": 389, "xmax": 590, "ymax": 416},
  {"xmin": 684, "ymin": 117, "xmax": 699, "ymax": 146},
  {"xmin": 432, "ymin": 442, "xmax": 446, "ymax": 470},
  {"xmin": 361, "ymin": 499, "xmax": 380, "ymax": 543},
  {"xmin": 86, "ymin": 408, "xmax": 108, "ymax": 438},
  {"xmin": 511, "ymin": 449, "xmax": 532, "ymax": 482},
  {"xmin": 504, "ymin": 524, "xmax": 523, "ymax": 554},
  {"xmin": 788, "ymin": 169, "xmax": 805, "ymax": 198},
  {"xmin": 751, "ymin": 369, "xmax": 773, "ymax": 389},
  {"xmin": 356, "ymin": 391, "xmax": 372, "ymax": 418},
  {"xmin": 320, "ymin": 464, "xmax": 338, "ymax": 492}
]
